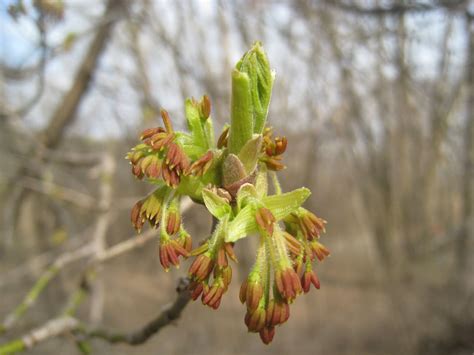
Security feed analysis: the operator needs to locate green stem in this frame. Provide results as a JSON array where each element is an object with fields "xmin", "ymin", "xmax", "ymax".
[
  {"xmin": 0, "ymin": 339, "xmax": 25, "ymax": 355},
  {"xmin": 263, "ymin": 235, "xmax": 272, "ymax": 306},
  {"xmin": 270, "ymin": 171, "xmax": 282, "ymax": 195},
  {"xmin": 1, "ymin": 265, "xmax": 60, "ymax": 334}
]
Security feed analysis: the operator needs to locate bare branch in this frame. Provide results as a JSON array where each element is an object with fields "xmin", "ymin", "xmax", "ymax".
[
  {"xmin": 0, "ymin": 199, "xmax": 192, "ymax": 334},
  {"xmin": 0, "ymin": 278, "xmax": 191, "ymax": 354},
  {"xmin": 77, "ymin": 277, "xmax": 191, "ymax": 345},
  {"xmin": 326, "ymin": 0, "xmax": 468, "ymax": 16},
  {"xmin": 0, "ymin": 243, "xmax": 95, "ymax": 334},
  {"xmin": 12, "ymin": 175, "xmax": 98, "ymax": 210},
  {"xmin": 0, "ymin": 317, "xmax": 80, "ymax": 354},
  {"xmin": 39, "ymin": 0, "xmax": 124, "ymax": 150}
]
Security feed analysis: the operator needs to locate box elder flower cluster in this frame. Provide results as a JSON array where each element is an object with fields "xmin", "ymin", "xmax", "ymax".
[{"xmin": 127, "ymin": 42, "xmax": 329, "ymax": 344}]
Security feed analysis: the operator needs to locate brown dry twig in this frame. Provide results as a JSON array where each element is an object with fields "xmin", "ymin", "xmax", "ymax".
[{"xmin": 0, "ymin": 278, "xmax": 191, "ymax": 354}]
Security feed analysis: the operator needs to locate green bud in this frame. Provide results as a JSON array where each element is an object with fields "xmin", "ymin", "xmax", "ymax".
[
  {"xmin": 222, "ymin": 154, "xmax": 247, "ymax": 187},
  {"xmin": 229, "ymin": 69, "xmax": 253, "ymax": 154},
  {"xmin": 229, "ymin": 42, "xmax": 274, "ymax": 154},
  {"xmin": 235, "ymin": 42, "xmax": 274, "ymax": 135}
]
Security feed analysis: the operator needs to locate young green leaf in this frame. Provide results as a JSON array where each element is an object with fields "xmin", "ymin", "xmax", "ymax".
[
  {"xmin": 238, "ymin": 134, "xmax": 262, "ymax": 174},
  {"xmin": 202, "ymin": 188, "xmax": 232, "ymax": 219},
  {"xmin": 255, "ymin": 164, "xmax": 268, "ymax": 198},
  {"xmin": 262, "ymin": 187, "xmax": 311, "ymax": 220},
  {"xmin": 236, "ymin": 183, "xmax": 258, "ymax": 211},
  {"xmin": 226, "ymin": 203, "xmax": 258, "ymax": 242},
  {"xmin": 185, "ymin": 98, "xmax": 208, "ymax": 151}
]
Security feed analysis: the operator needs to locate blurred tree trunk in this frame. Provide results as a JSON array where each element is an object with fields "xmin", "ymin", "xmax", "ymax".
[
  {"xmin": 320, "ymin": 6, "xmax": 396, "ymax": 276},
  {"xmin": 39, "ymin": 0, "xmax": 123, "ymax": 150},
  {"xmin": 5, "ymin": 0, "xmax": 123, "ymax": 249},
  {"xmin": 457, "ymin": 12, "xmax": 474, "ymax": 277}
]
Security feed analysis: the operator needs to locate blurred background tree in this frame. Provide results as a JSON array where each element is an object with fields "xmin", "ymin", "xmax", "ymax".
[{"xmin": 0, "ymin": 1, "xmax": 472, "ymax": 354}]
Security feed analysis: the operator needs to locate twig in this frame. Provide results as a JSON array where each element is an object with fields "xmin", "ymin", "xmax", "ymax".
[
  {"xmin": 0, "ymin": 200, "xmax": 193, "ymax": 334},
  {"xmin": 0, "ymin": 227, "xmax": 92, "ymax": 289},
  {"xmin": 16, "ymin": 176, "xmax": 98, "ymax": 210},
  {"xmin": 0, "ymin": 244, "xmax": 95, "ymax": 334},
  {"xmin": 0, "ymin": 278, "xmax": 191, "ymax": 354},
  {"xmin": 0, "ymin": 317, "xmax": 80, "ymax": 355},
  {"xmin": 77, "ymin": 277, "xmax": 191, "ymax": 345},
  {"xmin": 89, "ymin": 153, "xmax": 115, "ymax": 324}
]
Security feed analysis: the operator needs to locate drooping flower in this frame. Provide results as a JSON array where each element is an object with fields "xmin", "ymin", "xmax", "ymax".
[{"xmin": 260, "ymin": 127, "xmax": 288, "ymax": 171}]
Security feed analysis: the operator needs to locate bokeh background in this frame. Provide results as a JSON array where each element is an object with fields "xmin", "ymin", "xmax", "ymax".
[{"xmin": 1, "ymin": 0, "xmax": 473, "ymax": 354}]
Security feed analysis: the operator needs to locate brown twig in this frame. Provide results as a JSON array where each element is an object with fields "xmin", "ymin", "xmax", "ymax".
[
  {"xmin": 0, "ymin": 199, "xmax": 193, "ymax": 335},
  {"xmin": 0, "ymin": 278, "xmax": 191, "ymax": 354},
  {"xmin": 77, "ymin": 277, "xmax": 191, "ymax": 345}
]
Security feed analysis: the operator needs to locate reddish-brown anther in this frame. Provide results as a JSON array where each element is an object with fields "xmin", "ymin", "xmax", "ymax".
[
  {"xmin": 189, "ymin": 281, "xmax": 204, "ymax": 300},
  {"xmin": 179, "ymin": 155, "xmax": 190, "ymax": 172},
  {"xmin": 166, "ymin": 142, "xmax": 189, "ymax": 172},
  {"xmin": 264, "ymin": 157, "xmax": 285, "ymax": 171},
  {"xmin": 130, "ymin": 200, "xmax": 144, "ymax": 231},
  {"xmin": 274, "ymin": 136, "xmax": 287, "ymax": 155},
  {"xmin": 160, "ymin": 109, "xmax": 173, "ymax": 133},
  {"xmin": 220, "ymin": 266, "xmax": 232, "ymax": 289},
  {"xmin": 202, "ymin": 283, "xmax": 225, "ymax": 309},
  {"xmin": 158, "ymin": 243, "xmax": 172, "ymax": 270},
  {"xmin": 148, "ymin": 131, "xmax": 167, "ymax": 144},
  {"xmin": 140, "ymin": 127, "xmax": 164, "ymax": 140},
  {"xmin": 139, "ymin": 155, "xmax": 154, "ymax": 174},
  {"xmin": 224, "ymin": 242, "xmax": 238, "ymax": 262},
  {"xmin": 302, "ymin": 269, "xmax": 312, "ymax": 293},
  {"xmin": 310, "ymin": 241, "xmax": 330, "ymax": 262},
  {"xmin": 159, "ymin": 240, "xmax": 190, "ymax": 271},
  {"xmin": 275, "ymin": 268, "xmax": 302, "ymax": 301},
  {"xmin": 172, "ymin": 240, "xmax": 189, "ymax": 257},
  {"xmin": 132, "ymin": 164, "xmax": 144, "ymax": 179},
  {"xmin": 186, "ymin": 151, "xmax": 213, "ymax": 176},
  {"xmin": 161, "ymin": 164, "xmax": 180, "ymax": 188},
  {"xmin": 265, "ymin": 143, "xmax": 274, "ymax": 157},
  {"xmin": 245, "ymin": 279, "xmax": 264, "ymax": 311},
  {"xmin": 299, "ymin": 212, "xmax": 326, "ymax": 240},
  {"xmin": 129, "ymin": 150, "xmax": 145, "ymax": 164},
  {"xmin": 311, "ymin": 270, "xmax": 320, "ymax": 289},
  {"xmin": 170, "ymin": 169, "xmax": 180, "ymax": 187},
  {"xmin": 217, "ymin": 126, "xmax": 229, "ymax": 148},
  {"xmin": 293, "ymin": 257, "xmax": 304, "ymax": 275},
  {"xmin": 245, "ymin": 307, "xmax": 266, "ymax": 332},
  {"xmin": 180, "ymin": 233, "xmax": 192, "ymax": 253},
  {"xmin": 201, "ymin": 95, "xmax": 211, "ymax": 119},
  {"xmin": 151, "ymin": 134, "xmax": 172, "ymax": 151},
  {"xmin": 283, "ymin": 231, "xmax": 301, "ymax": 256},
  {"xmin": 255, "ymin": 207, "xmax": 276, "ymax": 236},
  {"xmin": 165, "ymin": 142, "xmax": 178, "ymax": 167},
  {"xmin": 188, "ymin": 253, "xmax": 214, "ymax": 281},
  {"xmin": 259, "ymin": 326, "xmax": 275, "ymax": 345},
  {"xmin": 145, "ymin": 158, "xmax": 161, "ymax": 179},
  {"xmin": 166, "ymin": 211, "xmax": 181, "ymax": 235},
  {"xmin": 261, "ymin": 129, "xmax": 288, "ymax": 171},
  {"xmin": 265, "ymin": 299, "xmax": 290, "ymax": 327},
  {"xmin": 216, "ymin": 247, "xmax": 228, "ymax": 268}
]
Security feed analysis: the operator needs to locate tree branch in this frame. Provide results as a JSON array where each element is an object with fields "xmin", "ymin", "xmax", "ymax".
[
  {"xmin": 77, "ymin": 277, "xmax": 191, "ymax": 345},
  {"xmin": 326, "ymin": 0, "xmax": 468, "ymax": 16},
  {"xmin": 0, "ymin": 199, "xmax": 193, "ymax": 334},
  {"xmin": 0, "ymin": 278, "xmax": 191, "ymax": 354}
]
